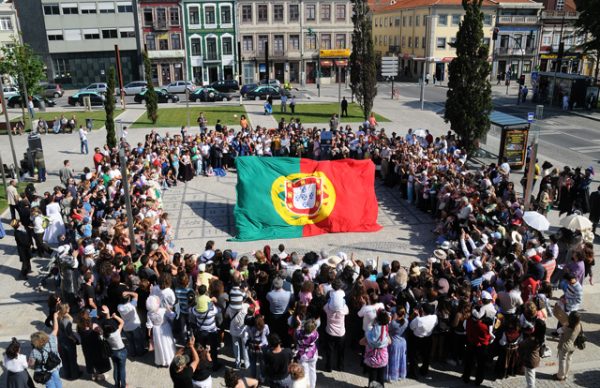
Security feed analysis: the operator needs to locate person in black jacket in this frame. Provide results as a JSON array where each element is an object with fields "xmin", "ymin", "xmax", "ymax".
[{"xmin": 11, "ymin": 219, "xmax": 32, "ymax": 279}]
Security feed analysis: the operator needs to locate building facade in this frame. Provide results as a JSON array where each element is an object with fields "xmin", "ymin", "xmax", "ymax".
[
  {"xmin": 237, "ymin": 0, "xmax": 353, "ymax": 85},
  {"xmin": 372, "ymin": 0, "xmax": 497, "ymax": 82},
  {"xmin": 0, "ymin": 0, "xmax": 18, "ymax": 49},
  {"xmin": 138, "ymin": 0, "xmax": 185, "ymax": 86},
  {"xmin": 182, "ymin": 0, "xmax": 236, "ymax": 85},
  {"xmin": 15, "ymin": 0, "xmax": 141, "ymax": 87}
]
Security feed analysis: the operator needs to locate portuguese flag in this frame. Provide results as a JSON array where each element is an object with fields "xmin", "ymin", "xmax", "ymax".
[{"xmin": 233, "ymin": 156, "xmax": 381, "ymax": 241}]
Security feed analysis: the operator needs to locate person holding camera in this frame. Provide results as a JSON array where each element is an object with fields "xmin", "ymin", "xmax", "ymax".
[{"xmin": 169, "ymin": 335, "xmax": 199, "ymax": 388}]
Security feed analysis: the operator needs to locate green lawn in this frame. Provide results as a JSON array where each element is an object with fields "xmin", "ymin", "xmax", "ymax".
[
  {"xmin": 271, "ymin": 102, "xmax": 389, "ymax": 124},
  {"xmin": 0, "ymin": 181, "xmax": 28, "ymax": 214},
  {"xmin": 6, "ymin": 109, "xmax": 123, "ymax": 132},
  {"xmin": 131, "ymin": 106, "xmax": 248, "ymax": 128}
]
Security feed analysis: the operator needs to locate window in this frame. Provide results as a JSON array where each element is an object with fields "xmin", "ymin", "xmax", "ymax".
[
  {"xmin": 80, "ymin": 4, "xmax": 97, "ymax": 14},
  {"xmin": 61, "ymin": 3, "xmax": 78, "ymax": 14},
  {"xmin": 522, "ymin": 60, "xmax": 532, "ymax": 73},
  {"xmin": 83, "ymin": 28, "xmax": 100, "ymax": 40},
  {"xmin": 436, "ymin": 37, "xmax": 446, "ymax": 48},
  {"xmin": 542, "ymin": 35, "xmax": 551, "ymax": 45},
  {"xmin": 290, "ymin": 35, "xmax": 300, "ymax": 50},
  {"xmin": 321, "ymin": 33, "xmax": 331, "ymax": 49},
  {"xmin": 205, "ymin": 6, "xmax": 215, "ymax": 25},
  {"xmin": 273, "ymin": 4, "xmax": 284, "ymax": 22},
  {"xmin": 98, "ymin": 2, "xmax": 115, "ymax": 13},
  {"xmin": 384, "ymin": 36, "xmax": 388, "ymax": 45},
  {"xmin": 258, "ymin": 5, "xmax": 268, "ymax": 22},
  {"xmin": 222, "ymin": 36, "xmax": 233, "ymax": 55},
  {"xmin": 306, "ymin": 4, "xmax": 316, "ymax": 21},
  {"xmin": 422, "ymin": 37, "xmax": 426, "ymax": 48},
  {"xmin": 47, "ymin": 30, "xmax": 64, "ymax": 41},
  {"xmin": 55, "ymin": 59, "xmax": 71, "ymax": 78},
  {"xmin": 258, "ymin": 35, "xmax": 268, "ymax": 54},
  {"xmin": 395, "ymin": 18, "xmax": 400, "ymax": 27},
  {"xmin": 170, "ymin": 8, "xmax": 180, "ymax": 25},
  {"xmin": 451, "ymin": 14, "xmax": 460, "ymax": 26},
  {"xmin": 289, "ymin": 5, "xmax": 299, "ymax": 21},
  {"xmin": 190, "ymin": 37, "xmax": 201, "ymax": 55},
  {"xmin": 408, "ymin": 37, "xmax": 412, "ymax": 48},
  {"xmin": 243, "ymin": 36, "xmax": 253, "ymax": 51},
  {"xmin": 221, "ymin": 6, "xmax": 232, "ymax": 24},
  {"xmin": 206, "ymin": 37, "xmax": 217, "ymax": 60},
  {"xmin": 514, "ymin": 34, "xmax": 522, "ymax": 48},
  {"xmin": 484, "ymin": 14, "xmax": 492, "ymax": 26},
  {"xmin": 159, "ymin": 37, "xmax": 168, "ymax": 50},
  {"xmin": 336, "ymin": 34, "xmax": 346, "ymax": 49},
  {"xmin": 144, "ymin": 8, "xmax": 153, "ymax": 26},
  {"xmin": 408, "ymin": 16, "xmax": 412, "ymax": 27},
  {"xmin": 0, "ymin": 16, "xmax": 12, "ymax": 30},
  {"xmin": 274, "ymin": 35, "xmax": 284, "ymax": 54},
  {"xmin": 306, "ymin": 34, "xmax": 316, "ymax": 50},
  {"xmin": 336, "ymin": 4, "xmax": 346, "ymax": 21},
  {"xmin": 401, "ymin": 36, "xmax": 405, "ymax": 48},
  {"xmin": 242, "ymin": 5, "xmax": 252, "ymax": 23},
  {"xmin": 403, "ymin": 17, "xmax": 406, "ymax": 27},
  {"xmin": 556, "ymin": 0, "xmax": 564, "ymax": 10},
  {"xmin": 43, "ymin": 4, "xmax": 60, "ymax": 15},
  {"xmin": 64, "ymin": 29, "xmax": 82, "ymax": 41},
  {"xmin": 438, "ymin": 14, "xmax": 448, "ymax": 26},
  {"xmin": 102, "ymin": 29, "xmax": 118, "ymax": 39},
  {"xmin": 146, "ymin": 34, "xmax": 156, "ymax": 50},
  {"xmin": 483, "ymin": 37, "xmax": 490, "ymax": 47},
  {"xmin": 416, "ymin": 15, "xmax": 420, "ymax": 26},
  {"xmin": 117, "ymin": 2, "xmax": 133, "ymax": 13},
  {"xmin": 120, "ymin": 27, "xmax": 136, "ymax": 38},
  {"xmin": 450, "ymin": 37, "xmax": 457, "ymax": 45},
  {"xmin": 171, "ymin": 33, "xmax": 181, "ymax": 49},
  {"xmin": 414, "ymin": 37, "xmax": 419, "ymax": 48},
  {"xmin": 189, "ymin": 6, "xmax": 199, "ymax": 25},
  {"xmin": 500, "ymin": 35, "xmax": 509, "ymax": 48},
  {"xmin": 321, "ymin": 4, "xmax": 331, "ymax": 21}
]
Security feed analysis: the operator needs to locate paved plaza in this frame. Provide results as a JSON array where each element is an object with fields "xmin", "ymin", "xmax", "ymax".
[{"xmin": 1, "ymin": 89, "xmax": 600, "ymax": 387}]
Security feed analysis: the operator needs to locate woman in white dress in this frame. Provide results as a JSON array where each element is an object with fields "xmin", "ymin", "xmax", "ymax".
[
  {"xmin": 146, "ymin": 295, "xmax": 176, "ymax": 366},
  {"xmin": 43, "ymin": 196, "xmax": 66, "ymax": 244}
]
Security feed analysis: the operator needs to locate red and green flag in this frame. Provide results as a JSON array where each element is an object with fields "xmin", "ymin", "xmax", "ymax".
[{"xmin": 232, "ymin": 156, "xmax": 381, "ymax": 241}]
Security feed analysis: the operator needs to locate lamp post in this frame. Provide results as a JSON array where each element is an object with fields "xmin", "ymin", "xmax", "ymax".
[{"xmin": 118, "ymin": 147, "xmax": 136, "ymax": 254}]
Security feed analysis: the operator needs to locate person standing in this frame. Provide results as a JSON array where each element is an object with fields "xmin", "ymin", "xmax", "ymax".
[
  {"xmin": 79, "ymin": 126, "xmax": 89, "ymax": 155},
  {"xmin": 11, "ymin": 219, "xmax": 32, "ymax": 279},
  {"xmin": 280, "ymin": 94, "xmax": 288, "ymax": 113},
  {"xmin": 589, "ymin": 185, "xmax": 600, "ymax": 233},
  {"xmin": 518, "ymin": 327, "xmax": 541, "ymax": 388},
  {"xmin": 7, "ymin": 179, "xmax": 19, "ymax": 220},
  {"xmin": 266, "ymin": 277, "xmax": 293, "ymax": 346},
  {"xmin": 289, "ymin": 96, "xmax": 296, "ymax": 114},
  {"xmin": 101, "ymin": 307, "xmax": 128, "ymax": 388},
  {"xmin": 58, "ymin": 160, "xmax": 74, "ymax": 188},
  {"xmin": 35, "ymin": 149, "xmax": 46, "ymax": 183},
  {"xmin": 27, "ymin": 96, "xmax": 35, "ymax": 119},
  {"xmin": 295, "ymin": 319, "xmax": 319, "ymax": 388},
  {"xmin": 56, "ymin": 304, "xmax": 80, "ymax": 380},
  {"xmin": 462, "ymin": 314, "xmax": 492, "ymax": 385},
  {"xmin": 3, "ymin": 338, "xmax": 33, "ymax": 388},
  {"xmin": 30, "ymin": 208, "xmax": 50, "ymax": 257},
  {"xmin": 341, "ymin": 97, "xmax": 348, "ymax": 117},
  {"xmin": 329, "ymin": 114, "xmax": 339, "ymax": 131},
  {"xmin": 169, "ymin": 335, "xmax": 200, "ymax": 388},
  {"xmin": 554, "ymin": 311, "xmax": 582, "ymax": 381},
  {"xmin": 29, "ymin": 313, "xmax": 62, "ymax": 388},
  {"xmin": 263, "ymin": 334, "xmax": 293, "ymax": 387},
  {"xmin": 408, "ymin": 303, "xmax": 437, "ymax": 378}
]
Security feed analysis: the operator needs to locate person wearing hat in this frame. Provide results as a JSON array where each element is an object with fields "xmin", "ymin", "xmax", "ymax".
[
  {"xmin": 169, "ymin": 334, "xmax": 200, "ymax": 388},
  {"xmin": 11, "ymin": 219, "xmax": 33, "ymax": 279}
]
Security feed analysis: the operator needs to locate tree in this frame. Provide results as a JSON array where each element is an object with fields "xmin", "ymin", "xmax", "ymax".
[
  {"xmin": 143, "ymin": 51, "xmax": 158, "ymax": 123},
  {"xmin": 350, "ymin": 0, "xmax": 378, "ymax": 120},
  {"xmin": 105, "ymin": 67, "xmax": 117, "ymax": 148},
  {"xmin": 0, "ymin": 38, "xmax": 46, "ymax": 122},
  {"xmin": 444, "ymin": 0, "xmax": 492, "ymax": 156},
  {"xmin": 575, "ymin": 0, "xmax": 600, "ymax": 83}
]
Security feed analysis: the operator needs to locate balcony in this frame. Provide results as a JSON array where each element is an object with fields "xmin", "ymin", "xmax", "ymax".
[
  {"xmin": 497, "ymin": 15, "xmax": 539, "ymax": 25},
  {"xmin": 153, "ymin": 22, "xmax": 168, "ymax": 31},
  {"xmin": 496, "ymin": 47, "xmax": 537, "ymax": 56},
  {"xmin": 541, "ymin": 11, "xmax": 578, "ymax": 20},
  {"xmin": 205, "ymin": 51, "xmax": 218, "ymax": 61}
]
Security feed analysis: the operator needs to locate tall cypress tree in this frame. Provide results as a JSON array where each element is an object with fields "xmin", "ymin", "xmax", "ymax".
[
  {"xmin": 444, "ymin": 0, "xmax": 492, "ymax": 155},
  {"xmin": 350, "ymin": 0, "xmax": 378, "ymax": 120},
  {"xmin": 143, "ymin": 51, "xmax": 158, "ymax": 124},
  {"xmin": 105, "ymin": 67, "xmax": 117, "ymax": 148}
]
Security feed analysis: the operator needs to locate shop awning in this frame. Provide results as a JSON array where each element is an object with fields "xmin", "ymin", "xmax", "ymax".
[
  {"xmin": 441, "ymin": 57, "xmax": 454, "ymax": 63},
  {"xmin": 335, "ymin": 60, "xmax": 348, "ymax": 67}
]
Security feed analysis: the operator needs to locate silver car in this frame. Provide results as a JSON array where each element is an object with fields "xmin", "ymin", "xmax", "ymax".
[
  {"xmin": 80, "ymin": 82, "xmax": 108, "ymax": 94},
  {"xmin": 121, "ymin": 81, "xmax": 147, "ymax": 95},
  {"xmin": 2, "ymin": 86, "xmax": 19, "ymax": 99},
  {"xmin": 164, "ymin": 80, "xmax": 196, "ymax": 94}
]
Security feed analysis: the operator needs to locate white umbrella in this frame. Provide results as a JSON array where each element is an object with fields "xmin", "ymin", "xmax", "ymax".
[
  {"xmin": 560, "ymin": 214, "xmax": 593, "ymax": 231},
  {"xmin": 523, "ymin": 211, "xmax": 550, "ymax": 231}
]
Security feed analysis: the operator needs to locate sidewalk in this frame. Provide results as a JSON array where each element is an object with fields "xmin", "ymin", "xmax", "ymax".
[{"xmin": 244, "ymin": 100, "xmax": 278, "ymax": 128}]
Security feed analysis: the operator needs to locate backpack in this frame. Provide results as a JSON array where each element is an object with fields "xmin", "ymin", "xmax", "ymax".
[{"xmin": 574, "ymin": 325, "xmax": 586, "ymax": 350}]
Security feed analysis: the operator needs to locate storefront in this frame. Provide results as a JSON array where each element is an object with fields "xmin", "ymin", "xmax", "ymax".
[{"xmin": 318, "ymin": 49, "xmax": 350, "ymax": 85}]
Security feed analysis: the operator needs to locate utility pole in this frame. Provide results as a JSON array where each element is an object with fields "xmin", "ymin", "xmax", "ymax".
[
  {"xmin": 0, "ymin": 77, "xmax": 20, "ymax": 181},
  {"xmin": 265, "ymin": 42, "xmax": 269, "ymax": 85},
  {"xmin": 523, "ymin": 122, "xmax": 540, "ymax": 209},
  {"xmin": 118, "ymin": 147, "xmax": 136, "ymax": 254},
  {"xmin": 300, "ymin": 0, "xmax": 305, "ymax": 86},
  {"xmin": 237, "ymin": 41, "xmax": 243, "ymax": 105},
  {"xmin": 115, "ymin": 45, "xmax": 126, "ymax": 110},
  {"xmin": 337, "ymin": 64, "xmax": 342, "ymax": 123}
]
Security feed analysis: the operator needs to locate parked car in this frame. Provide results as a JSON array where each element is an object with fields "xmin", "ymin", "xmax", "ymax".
[
  {"xmin": 80, "ymin": 82, "xmax": 108, "ymax": 94},
  {"xmin": 68, "ymin": 91, "xmax": 106, "ymax": 106},
  {"xmin": 259, "ymin": 79, "xmax": 282, "ymax": 87},
  {"xmin": 245, "ymin": 85, "xmax": 290, "ymax": 100},
  {"xmin": 41, "ymin": 83, "xmax": 64, "ymax": 98},
  {"xmin": 134, "ymin": 89, "xmax": 179, "ymax": 104},
  {"xmin": 240, "ymin": 83, "xmax": 258, "ymax": 97},
  {"xmin": 210, "ymin": 80, "xmax": 239, "ymax": 93},
  {"xmin": 190, "ymin": 87, "xmax": 233, "ymax": 102},
  {"xmin": 2, "ymin": 86, "xmax": 20, "ymax": 99},
  {"xmin": 121, "ymin": 81, "xmax": 148, "ymax": 95},
  {"xmin": 164, "ymin": 80, "xmax": 196, "ymax": 94},
  {"xmin": 7, "ymin": 94, "xmax": 56, "ymax": 108}
]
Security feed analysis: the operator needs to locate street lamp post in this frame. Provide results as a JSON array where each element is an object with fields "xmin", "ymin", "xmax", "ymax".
[{"xmin": 118, "ymin": 147, "xmax": 136, "ymax": 254}]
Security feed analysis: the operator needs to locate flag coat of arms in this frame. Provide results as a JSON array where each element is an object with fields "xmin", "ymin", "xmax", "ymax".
[{"xmin": 233, "ymin": 156, "xmax": 381, "ymax": 241}]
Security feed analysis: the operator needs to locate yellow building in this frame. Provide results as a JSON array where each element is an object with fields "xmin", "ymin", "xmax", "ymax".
[{"xmin": 372, "ymin": 0, "xmax": 497, "ymax": 82}]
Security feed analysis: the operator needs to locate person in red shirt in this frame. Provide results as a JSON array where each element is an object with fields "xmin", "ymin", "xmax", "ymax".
[
  {"xmin": 93, "ymin": 148, "xmax": 104, "ymax": 170},
  {"xmin": 462, "ymin": 316, "xmax": 492, "ymax": 385}
]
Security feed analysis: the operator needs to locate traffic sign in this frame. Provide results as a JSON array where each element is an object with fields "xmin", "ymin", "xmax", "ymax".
[
  {"xmin": 381, "ymin": 56, "xmax": 398, "ymax": 77},
  {"xmin": 527, "ymin": 112, "xmax": 534, "ymax": 123}
]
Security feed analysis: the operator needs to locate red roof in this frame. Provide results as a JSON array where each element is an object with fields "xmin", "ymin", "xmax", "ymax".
[{"xmin": 372, "ymin": 0, "xmax": 498, "ymax": 13}]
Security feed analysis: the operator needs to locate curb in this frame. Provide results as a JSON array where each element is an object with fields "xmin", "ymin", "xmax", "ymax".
[{"xmin": 570, "ymin": 110, "xmax": 600, "ymax": 122}]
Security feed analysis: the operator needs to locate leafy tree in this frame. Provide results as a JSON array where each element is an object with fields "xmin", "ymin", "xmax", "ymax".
[
  {"xmin": 143, "ymin": 51, "xmax": 158, "ymax": 123},
  {"xmin": 105, "ymin": 67, "xmax": 117, "ymax": 148},
  {"xmin": 350, "ymin": 0, "xmax": 378, "ymax": 120},
  {"xmin": 575, "ymin": 0, "xmax": 600, "ymax": 82},
  {"xmin": 444, "ymin": 0, "xmax": 492, "ymax": 156},
  {"xmin": 0, "ymin": 38, "xmax": 46, "ymax": 122}
]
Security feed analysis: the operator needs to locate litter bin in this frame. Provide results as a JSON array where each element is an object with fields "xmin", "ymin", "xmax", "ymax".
[{"xmin": 86, "ymin": 118, "xmax": 93, "ymax": 130}]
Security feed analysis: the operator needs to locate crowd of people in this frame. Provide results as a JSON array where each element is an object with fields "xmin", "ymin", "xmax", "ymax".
[{"xmin": 2, "ymin": 117, "xmax": 597, "ymax": 388}]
